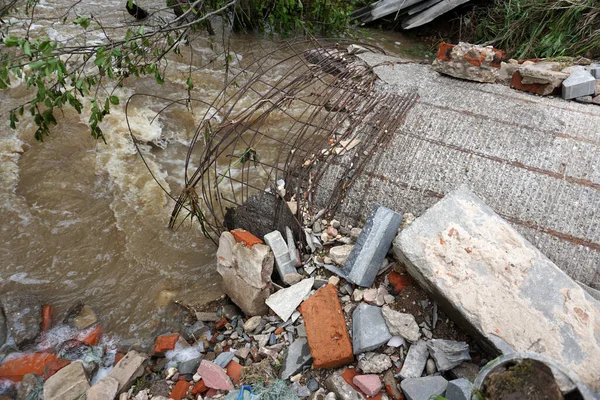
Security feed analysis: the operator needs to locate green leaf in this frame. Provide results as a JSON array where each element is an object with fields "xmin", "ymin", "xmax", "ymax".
[
  {"xmin": 154, "ymin": 70, "xmax": 164, "ymax": 84},
  {"xmin": 73, "ymin": 16, "xmax": 91, "ymax": 29},
  {"xmin": 43, "ymin": 109, "xmax": 57, "ymax": 126},
  {"xmin": 9, "ymin": 110, "xmax": 18, "ymax": 129},
  {"xmin": 3, "ymin": 36, "xmax": 19, "ymax": 47},
  {"xmin": 186, "ymin": 77, "xmax": 193, "ymax": 90},
  {"xmin": 23, "ymin": 41, "xmax": 32, "ymax": 57},
  {"xmin": 109, "ymin": 95, "xmax": 119, "ymax": 105}
]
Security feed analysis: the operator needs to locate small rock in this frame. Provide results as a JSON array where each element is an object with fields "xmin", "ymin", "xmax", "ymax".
[
  {"xmin": 292, "ymin": 382, "xmax": 312, "ymax": 398},
  {"xmin": 362, "ymin": 289, "xmax": 377, "ymax": 304},
  {"xmin": 449, "ymin": 362, "xmax": 480, "ymax": 382},
  {"xmin": 328, "ymin": 276, "xmax": 340, "ymax": 286},
  {"xmin": 307, "ymin": 378, "xmax": 320, "ymax": 392},
  {"xmin": 16, "ymin": 373, "xmax": 43, "ymax": 400},
  {"xmin": 382, "ymin": 370, "xmax": 401, "ymax": 400},
  {"xmin": 327, "ymin": 226, "xmax": 339, "ymax": 237},
  {"xmin": 383, "ymin": 295, "xmax": 395, "ymax": 305},
  {"xmin": 400, "ymin": 376, "xmax": 448, "ymax": 400},
  {"xmin": 426, "ymin": 339, "xmax": 471, "ymax": 372},
  {"xmin": 350, "ymin": 228, "xmax": 362, "ymax": 240},
  {"xmin": 353, "ymin": 375, "xmax": 382, "ymax": 397},
  {"xmin": 357, "ymin": 353, "xmax": 392, "ymax": 374},
  {"xmin": 352, "ymin": 289, "xmax": 364, "ymax": 302},
  {"xmin": 244, "ymin": 316, "xmax": 262, "ymax": 333},
  {"xmin": 73, "ymin": 305, "xmax": 97, "ymax": 330},
  {"xmin": 575, "ymin": 95, "xmax": 593, "ymax": 104},
  {"xmin": 426, "ymin": 359, "xmax": 437, "ymax": 375},
  {"xmin": 381, "ymin": 306, "xmax": 420, "ymax": 342},
  {"xmin": 213, "ymin": 352, "xmax": 234, "ymax": 368},
  {"xmin": 331, "ymin": 220, "xmax": 341, "ymax": 229},
  {"xmin": 445, "ymin": 378, "xmax": 473, "ymax": 400}
]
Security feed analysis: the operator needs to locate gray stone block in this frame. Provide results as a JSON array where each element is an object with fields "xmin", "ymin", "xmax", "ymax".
[
  {"xmin": 0, "ymin": 291, "xmax": 41, "ymax": 348},
  {"xmin": 590, "ymin": 63, "xmax": 600, "ymax": 79},
  {"xmin": 213, "ymin": 352, "xmax": 235, "ymax": 368},
  {"xmin": 393, "ymin": 185, "xmax": 600, "ymax": 390},
  {"xmin": 325, "ymin": 372, "xmax": 366, "ymax": 400},
  {"xmin": 352, "ymin": 304, "xmax": 392, "ymax": 354},
  {"xmin": 281, "ymin": 337, "xmax": 312, "ymax": 379},
  {"xmin": 264, "ymin": 230, "xmax": 302, "ymax": 285},
  {"xmin": 178, "ymin": 356, "xmax": 203, "ymax": 375},
  {"xmin": 445, "ymin": 378, "xmax": 473, "ymax": 400},
  {"xmin": 562, "ymin": 69, "xmax": 596, "ymax": 99},
  {"xmin": 399, "ymin": 340, "xmax": 428, "ymax": 379},
  {"xmin": 342, "ymin": 205, "xmax": 402, "ymax": 287},
  {"xmin": 400, "ymin": 376, "xmax": 448, "ymax": 400}
]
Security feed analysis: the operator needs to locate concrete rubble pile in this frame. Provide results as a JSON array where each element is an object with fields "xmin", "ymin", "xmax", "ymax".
[
  {"xmin": 433, "ymin": 42, "xmax": 600, "ymax": 106},
  {"xmin": 0, "ymin": 185, "xmax": 598, "ymax": 399}
]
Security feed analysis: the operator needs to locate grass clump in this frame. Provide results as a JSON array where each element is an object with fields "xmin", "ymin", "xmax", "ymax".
[{"xmin": 475, "ymin": 0, "xmax": 600, "ymax": 59}]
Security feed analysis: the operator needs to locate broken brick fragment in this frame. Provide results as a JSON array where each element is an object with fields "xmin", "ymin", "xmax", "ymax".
[
  {"xmin": 510, "ymin": 71, "xmax": 556, "ymax": 95},
  {"xmin": 79, "ymin": 325, "xmax": 103, "ymax": 346},
  {"xmin": 274, "ymin": 327, "xmax": 284, "ymax": 335},
  {"xmin": 436, "ymin": 43, "xmax": 454, "ymax": 62},
  {"xmin": 0, "ymin": 353, "xmax": 58, "ymax": 381},
  {"xmin": 169, "ymin": 380, "xmax": 191, "ymax": 400},
  {"xmin": 231, "ymin": 229, "xmax": 263, "ymax": 248},
  {"xmin": 191, "ymin": 380, "xmax": 208, "ymax": 395},
  {"xmin": 154, "ymin": 333, "xmax": 179, "ymax": 355},
  {"xmin": 299, "ymin": 284, "xmax": 353, "ymax": 369},
  {"xmin": 388, "ymin": 272, "xmax": 413, "ymax": 293},
  {"xmin": 215, "ymin": 317, "xmax": 228, "ymax": 330},
  {"xmin": 43, "ymin": 358, "xmax": 71, "ymax": 379},
  {"xmin": 464, "ymin": 50, "xmax": 485, "ymax": 67},
  {"xmin": 226, "ymin": 360, "xmax": 243, "ymax": 384},
  {"xmin": 41, "ymin": 305, "xmax": 53, "ymax": 332}
]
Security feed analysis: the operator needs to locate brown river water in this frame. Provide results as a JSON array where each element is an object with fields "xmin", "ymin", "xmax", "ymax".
[{"xmin": 0, "ymin": 0, "xmax": 426, "ymax": 339}]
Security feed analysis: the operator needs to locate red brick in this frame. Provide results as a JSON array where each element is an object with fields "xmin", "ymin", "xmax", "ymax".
[
  {"xmin": 342, "ymin": 369, "xmax": 361, "ymax": 391},
  {"xmin": 206, "ymin": 388, "xmax": 218, "ymax": 398},
  {"xmin": 215, "ymin": 317, "xmax": 228, "ymax": 330},
  {"xmin": 299, "ymin": 284, "xmax": 353, "ymax": 369},
  {"xmin": 436, "ymin": 42, "xmax": 454, "ymax": 62},
  {"xmin": 79, "ymin": 325, "xmax": 103, "ymax": 346},
  {"xmin": 114, "ymin": 351, "xmax": 125, "ymax": 365},
  {"xmin": 231, "ymin": 229, "xmax": 263, "ymax": 248},
  {"xmin": 43, "ymin": 358, "xmax": 71, "ymax": 379},
  {"xmin": 464, "ymin": 50, "xmax": 485, "ymax": 67},
  {"xmin": 154, "ymin": 334, "xmax": 179, "ymax": 355},
  {"xmin": 489, "ymin": 48, "xmax": 504, "ymax": 68},
  {"xmin": 510, "ymin": 71, "xmax": 552, "ymax": 95},
  {"xmin": 41, "ymin": 305, "xmax": 53, "ymax": 332},
  {"xmin": 191, "ymin": 380, "xmax": 208, "ymax": 395},
  {"xmin": 388, "ymin": 272, "xmax": 413, "ymax": 293},
  {"xmin": 0, "ymin": 353, "xmax": 58, "ymax": 382},
  {"xmin": 169, "ymin": 380, "xmax": 191, "ymax": 400},
  {"xmin": 274, "ymin": 327, "xmax": 284, "ymax": 335},
  {"xmin": 226, "ymin": 360, "xmax": 243, "ymax": 384},
  {"xmin": 385, "ymin": 382, "xmax": 404, "ymax": 400}
]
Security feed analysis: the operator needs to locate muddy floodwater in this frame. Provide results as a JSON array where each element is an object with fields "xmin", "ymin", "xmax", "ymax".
[{"xmin": 0, "ymin": 0, "xmax": 427, "ymax": 338}]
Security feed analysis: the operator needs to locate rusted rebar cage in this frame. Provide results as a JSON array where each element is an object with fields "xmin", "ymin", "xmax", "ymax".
[{"xmin": 169, "ymin": 38, "xmax": 418, "ymax": 245}]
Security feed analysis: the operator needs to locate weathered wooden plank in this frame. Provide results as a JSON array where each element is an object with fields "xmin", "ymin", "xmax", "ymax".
[{"xmin": 402, "ymin": 0, "xmax": 470, "ymax": 29}]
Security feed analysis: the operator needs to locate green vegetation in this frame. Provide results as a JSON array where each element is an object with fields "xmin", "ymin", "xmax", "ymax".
[
  {"xmin": 0, "ymin": 0, "xmax": 359, "ymax": 142},
  {"xmin": 475, "ymin": 0, "xmax": 600, "ymax": 59}
]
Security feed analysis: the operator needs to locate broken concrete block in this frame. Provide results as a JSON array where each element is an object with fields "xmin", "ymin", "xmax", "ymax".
[
  {"xmin": 329, "ymin": 244, "xmax": 354, "ymax": 266},
  {"xmin": 399, "ymin": 340, "xmax": 428, "ymax": 379},
  {"xmin": 432, "ymin": 42, "xmax": 503, "ymax": 83},
  {"xmin": 43, "ymin": 362, "xmax": 90, "ymax": 400},
  {"xmin": 518, "ymin": 62, "xmax": 568, "ymax": 95},
  {"xmin": 108, "ymin": 351, "xmax": 147, "ymax": 393},
  {"xmin": 352, "ymin": 304, "xmax": 392, "ymax": 354},
  {"xmin": 562, "ymin": 69, "xmax": 596, "ymax": 99},
  {"xmin": 217, "ymin": 232, "xmax": 273, "ymax": 315},
  {"xmin": 325, "ymin": 372, "xmax": 366, "ymax": 400},
  {"xmin": 400, "ymin": 376, "xmax": 448, "ymax": 400},
  {"xmin": 281, "ymin": 337, "xmax": 312, "ymax": 379},
  {"xmin": 342, "ymin": 206, "xmax": 402, "ymax": 287},
  {"xmin": 299, "ymin": 284, "xmax": 354, "ymax": 368},
  {"xmin": 87, "ymin": 376, "xmax": 120, "ymax": 400},
  {"xmin": 1, "ymin": 291, "xmax": 42, "ymax": 348},
  {"xmin": 445, "ymin": 378, "xmax": 473, "ymax": 400},
  {"xmin": 381, "ymin": 305, "xmax": 420, "ymax": 343},
  {"xmin": 393, "ymin": 185, "xmax": 600, "ymax": 390},
  {"xmin": 426, "ymin": 339, "xmax": 471, "ymax": 371},
  {"xmin": 264, "ymin": 230, "xmax": 302, "ymax": 285},
  {"xmin": 357, "ymin": 353, "xmax": 392, "ymax": 374},
  {"xmin": 590, "ymin": 63, "xmax": 600, "ymax": 79},
  {"xmin": 266, "ymin": 278, "xmax": 314, "ymax": 322}
]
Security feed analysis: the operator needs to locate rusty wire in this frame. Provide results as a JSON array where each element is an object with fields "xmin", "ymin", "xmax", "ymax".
[{"xmin": 157, "ymin": 37, "xmax": 418, "ymax": 245}]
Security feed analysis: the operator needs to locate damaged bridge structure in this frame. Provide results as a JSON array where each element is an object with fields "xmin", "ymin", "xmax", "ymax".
[{"xmin": 171, "ymin": 38, "xmax": 600, "ymax": 292}]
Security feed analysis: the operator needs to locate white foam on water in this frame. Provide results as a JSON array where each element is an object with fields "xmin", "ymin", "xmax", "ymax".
[
  {"xmin": 165, "ymin": 341, "xmax": 204, "ymax": 363},
  {"xmin": 8, "ymin": 272, "xmax": 50, "ymax": 285}
]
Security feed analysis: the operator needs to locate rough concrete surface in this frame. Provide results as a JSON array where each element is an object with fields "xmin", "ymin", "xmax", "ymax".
[
  {"xmin": 314, "ymin": 52, "xmax": 600, "ymax": 290},
  {"xmin": 393, "ymin": 186, "xmax": 600, "ymax": 390}
]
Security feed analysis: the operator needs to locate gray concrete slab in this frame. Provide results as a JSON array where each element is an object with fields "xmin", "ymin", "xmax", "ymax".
[
  {"xmin": 315, "ymin": 55, "xmax": 600, "ymax": 290},
  {"xmin": 392, "ymin": 186, "xmax": 600, "ymax": 390}
]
